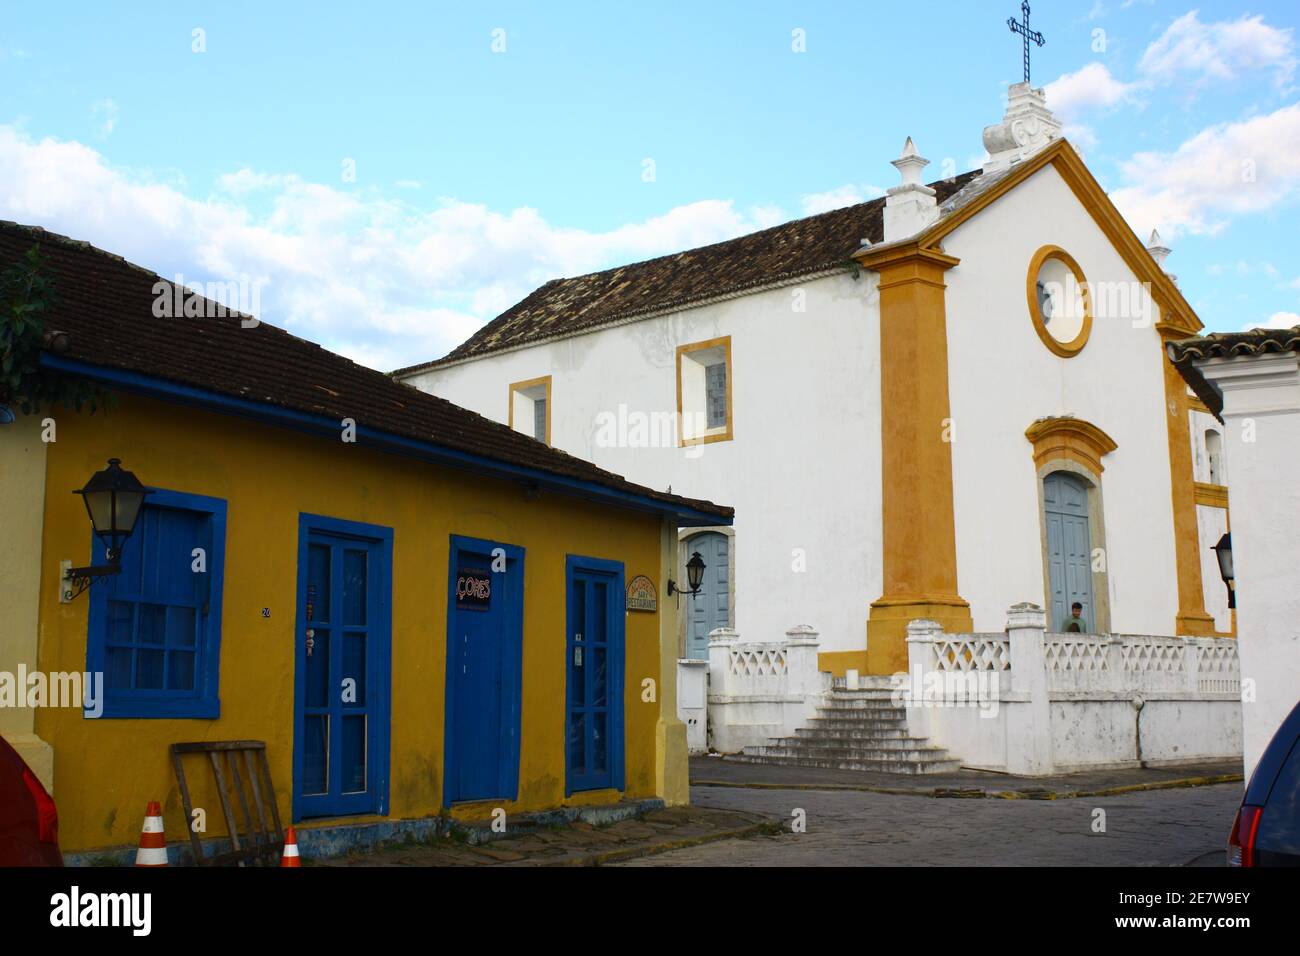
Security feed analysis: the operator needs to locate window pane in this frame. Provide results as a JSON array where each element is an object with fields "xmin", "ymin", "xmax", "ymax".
[
  {"xmin": 168, "ymin": 651, "xmax": 196, "ymax": 691},
  {"xmin": 533, "ymin": 397, "xmax": 547, "ymax": 442},
  {"xmin": 308, "ymin": 543, "xmax": 331, "ymax": 623},
  {"xmin": 343, "ymin": 549, "xmax": 367, "ymax": 626},
  {"xmin": 568, "ymin": 711, "xmax": 585, "ymax": 774},
  {"xmin": 343, "ymin": 632, "xmax": 366, "ymax": 707},
  {"xmin": 705, "ymin": 362, "xmax": 727, "ymax": 429},
  {"xmin": 106, "ymin": 647, "xmax": 132, "ymax": 690},
  {"xmin": 107, "ymin": 601, "xmax": 134, "ymax": 645},
  {"xmin": 593, "ymin": 648, "xmax": 607, "ymax": 707},
  {"xmin": 168, "ymin": 606, "xmax": 196, "ymax": 647},
  {"xmin": 592, "ymin": 712, "xmax": 607, "ymax": 773},
  {"xmin": 303, "ymin": 716, "xmax": 328, "ymax": 795},
  {"xmin": 342, "ymin": 716, "xmax": 367, "ymax": 793},
  {"xmin": 138, "ymin": 604, "xmax": 166, "ymax": 645},
  {"xmin": 135, "ymin": 649, "xmax": 165, "ymax": 690},
  {"xmin": 306, "ymin": 628, "xmax": 330, "ymax": 708}
]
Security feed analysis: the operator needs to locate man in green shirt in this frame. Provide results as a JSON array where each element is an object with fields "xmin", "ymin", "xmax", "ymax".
[{"xmin": 1063, "ymin": 602, "xmax": 1086, "ymax": 633}]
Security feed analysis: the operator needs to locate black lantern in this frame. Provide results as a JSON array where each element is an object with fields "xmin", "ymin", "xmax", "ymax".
[
  {"xmin": 1212, "ymin": 532, "xmax": 1235, "ymax": 610},
  {"xmin": 668, "ymin": 551, "xmax": 707, "ymax": 599},
  {"xmin": 64, "ymin": 458, "xmax": 151, "ymax": 598}
]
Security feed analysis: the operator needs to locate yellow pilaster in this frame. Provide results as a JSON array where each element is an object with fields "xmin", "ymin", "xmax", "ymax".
[
  {"xmin": 656, "ymin": 516, "xmax": 689, "ymax": 804},
  {"xmin": 856, "ymin": 244, "xmax": 972, "ymax": 674},
  {"xmin": 1158, "ymin": 322, "xmax": 1217, "ymax": 637},
  {"xmin": 0, "ymin": 412, "xmax": 55, "ymax": 793}
]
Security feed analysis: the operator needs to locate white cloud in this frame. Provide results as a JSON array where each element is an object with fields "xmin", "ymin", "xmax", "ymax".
[
  {"xmin": 1045, "ymin": 63, "xmax": 1141, "ymax": 121},
  {"xmin": 1109, "ymin": 103, "xmax": 1300, "ymax": 239},
  {"xmin": 1251, "ymin": 311, "xmax": 1300, "ymax": 330},
  {"xmin": 0, "ymin": 125, "xmax": 772, "ymax": 370},
  {"xmin": 800, "ymin": 184, "xmax": 884, "ymax": 216},
  {"xmin": 1138, "ymin": 11, "xmax": 1296, "ymax": 91},
  {"xmin": 90, "ymin": 99, "xmax": 118, "ymax": 138}
]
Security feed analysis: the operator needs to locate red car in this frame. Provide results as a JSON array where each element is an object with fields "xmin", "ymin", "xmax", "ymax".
[{"xmin": 0, "ymin": 735, "xmax": 62, "ymax": 866}]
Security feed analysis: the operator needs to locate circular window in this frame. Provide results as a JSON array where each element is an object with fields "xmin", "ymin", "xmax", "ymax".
[{"xmin": 1027, "ymin": 245, "xmax": 1092, "ymax": 357}]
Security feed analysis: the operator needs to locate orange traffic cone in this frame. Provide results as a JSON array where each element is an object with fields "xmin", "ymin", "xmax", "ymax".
[
  {"xmin": 134, "ymin": 801, "xmax": 168, "ymax": 867},
  {"xmin": 280, "ymin": 826, "xmax": 301, "ymax": 867}
]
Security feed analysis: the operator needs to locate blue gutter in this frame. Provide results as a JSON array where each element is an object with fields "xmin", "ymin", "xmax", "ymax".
[{"xmin": 40, "ymin": 355, "xmax": 731, "ymax": 528}]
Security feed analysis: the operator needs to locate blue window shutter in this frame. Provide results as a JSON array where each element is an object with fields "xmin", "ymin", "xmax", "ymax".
[
  {"xmin": 705, "ymin": 362, "xmax": 727, "ymax": 429},
  {"xmin": 86, "ymin": 488, "xmax": 226, "ymax": 719}
]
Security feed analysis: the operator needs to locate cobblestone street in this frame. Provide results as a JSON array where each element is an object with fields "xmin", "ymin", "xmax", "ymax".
[{"xmin": 614, "ymin": 782, "xmax": 1243, "ymax": 867}]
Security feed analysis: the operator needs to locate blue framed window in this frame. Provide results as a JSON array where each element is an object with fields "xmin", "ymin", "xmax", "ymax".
[{"xmin": 85, "ymin": 489, "xmax": 227, "ymax": 719}]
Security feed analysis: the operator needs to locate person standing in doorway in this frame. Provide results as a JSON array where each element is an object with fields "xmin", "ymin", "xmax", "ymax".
[{"xmin": 1063, "ymin": 602, "xmax": 1086, "ymax": 633}]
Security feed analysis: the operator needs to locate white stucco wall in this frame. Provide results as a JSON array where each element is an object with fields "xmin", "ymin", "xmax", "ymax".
[
  {"xmin": 1196, "ymin": 352, "xmax": 1300, "ymax": 779},
  {"xmin": 943, "ymin": 164, "xmax": 1180, "ymax": 634},
  {"xmin": 403, "ymin": 273, "xmax": 885, "ymax": 655}
]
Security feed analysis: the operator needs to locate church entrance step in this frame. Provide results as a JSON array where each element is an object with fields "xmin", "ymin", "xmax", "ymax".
[{"xmin": 724, "ymin": 753, "xmax": 960, "ymax": 775}]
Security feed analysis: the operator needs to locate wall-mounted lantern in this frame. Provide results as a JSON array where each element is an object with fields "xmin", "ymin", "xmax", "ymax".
[
  {"xmin": 62, "ymin": 458, "xmax": 151, "ymax": 599},
  {"xmin": 1212, "ymin": 532, "xmax": 1235, "ymax": 610},
  {"xmin": 668, "ymin": 551, "xmax": 706, "ymax": 602}
]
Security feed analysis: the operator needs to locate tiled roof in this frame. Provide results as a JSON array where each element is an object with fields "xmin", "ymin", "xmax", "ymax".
[
  {"xmin": 394, "ymin": 169, "xmax": 983, "ymax": 375},
  {"xmin": 0, "ymin": 221, "xmax": 732, "ymax": 522},
  {"xmin": 1166, "ymin": 325, "xmax": 1300, "ymax": 363},
  {"xmin": 1167, "ymin": 325, "xmax": 1300, "ymax": 420}
]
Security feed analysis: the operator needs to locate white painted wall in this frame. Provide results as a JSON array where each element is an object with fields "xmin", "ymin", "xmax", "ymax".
[
  {"xmin": 943, "ymin": 164, "xmax": 1180, "ymax": 634},
  {"xmin": 1196, "ymin": 352, "xmax": 1300, "ymax": 779},
  {"xmin": 403, "ymin": 273, "xmax": 886, "ymax": 656}
]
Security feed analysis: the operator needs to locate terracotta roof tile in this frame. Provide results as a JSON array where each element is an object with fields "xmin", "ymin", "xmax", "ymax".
[
  {"xmin": 0, "ymin": 220, "xmax": 731, "ymax": 521},
  {"xmin": 394, "ymin": 170, "xmax": 982, "ymax": 374}
]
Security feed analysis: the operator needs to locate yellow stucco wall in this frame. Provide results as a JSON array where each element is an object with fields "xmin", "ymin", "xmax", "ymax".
[
  {"xmin": 33, "ymin": 392, "xmax": 683, "ymax": 853},
  {"xmin": 0, "ymin": 411, "xmax": 55, "ymax": 792}
]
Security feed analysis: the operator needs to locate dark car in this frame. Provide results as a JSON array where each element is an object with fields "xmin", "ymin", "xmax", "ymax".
[
  {"xmin": 1229, "ymin": 699, "xmax": 1300, "ymax": 866},
  {"xmin": 0, "ymin": 735, "xmax": 62, "ymax": 866}
]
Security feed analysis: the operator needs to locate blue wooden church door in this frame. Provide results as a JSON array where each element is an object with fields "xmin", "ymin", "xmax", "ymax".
[
  {"xmin": 1043, "ymin": 472, "xmax": 1094, "ymax": 632},
  {"xmin": 443, "ymin": 536, "xmax": 525, "ymax": 805},
  {"xmin": 685, "ymin": 532, "xmax": 729, "ymax": 660}
]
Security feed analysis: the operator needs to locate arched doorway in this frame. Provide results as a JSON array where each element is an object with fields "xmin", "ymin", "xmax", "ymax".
[
  {"xmin": 1043, "ymin": 471, "xmax": 1094, "ymax": 632},
  {"xmin": 684, "ymin": 531, "xmax": 729, "ymax": 660}
]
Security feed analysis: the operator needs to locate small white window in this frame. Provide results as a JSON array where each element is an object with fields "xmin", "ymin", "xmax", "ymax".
[
  {"xmin": 509, "ymin": 376, "xmax": 551, "ymax": 444},
  {"xmin": 1205, "ymin": 429, "xmax": 1224, "ymax": 485},
  {"xmin": 676, "ymin": 337, "xmax": 732, "ymax": 445}
]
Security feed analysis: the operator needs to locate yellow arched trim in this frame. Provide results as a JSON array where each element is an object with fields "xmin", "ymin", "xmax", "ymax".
[
  {"xmin": 1025, "ymin": 416, "xmax": 1117, "ymax": 477},
  {"xmin": 1026, "ymin": 245, "xmax": 1093, "ymax": 358}
]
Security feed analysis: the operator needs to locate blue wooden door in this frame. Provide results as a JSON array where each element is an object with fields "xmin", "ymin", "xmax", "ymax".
[
  {"xmin": 444, "ymin": 536, "xmax": 525, "ymax": 805},
  {"xmin": 566, "ymin": 556, "xmax": 625, "ymax": 794},
  {"xmin": 1044, "ymin": 472, "xmax": 1094, "ymax": 632},
  {"xmin": 294, "ymin": 515, "xmax": 392, "ymax": 820},
  {"xmin": 685, "ymin": 532, "xmax": 729, "ymax": 660}
]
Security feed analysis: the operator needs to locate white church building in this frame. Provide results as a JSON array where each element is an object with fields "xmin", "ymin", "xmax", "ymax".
[{"xmin": 395, "ymin": 85, "xmax": 1244, "ymax": 771}]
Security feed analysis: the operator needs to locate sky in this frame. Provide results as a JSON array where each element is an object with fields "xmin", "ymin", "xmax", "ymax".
[{"xmin": 1, "ymin": 1, "xmax": 1298, "ymax": 371}]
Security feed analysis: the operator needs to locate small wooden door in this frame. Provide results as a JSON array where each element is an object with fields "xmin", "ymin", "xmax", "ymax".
[
  {"xmin": 293, "ymin": 515, "xmax": 392, "ymax": 820},
  {"xmin": 443, "ymin": 536, "xmax": 525, "ymax": 805},
  {"xmin": 565, "ymin": 556, "xmax": 625, "ymax": 794},
  {"xmin": 685, "ymin": 532, "xmax": 729, "ymax": 660},
  {"xmin": 1044, "ymin": 472, "xmax": 1094, "ymax": 632}
]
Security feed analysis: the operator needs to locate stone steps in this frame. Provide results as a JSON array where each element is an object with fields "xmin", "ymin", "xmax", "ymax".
[
  {"xmin": 725, "ymin": 752, "xmax": 960, "ymax": 775},
  {"xmin": 728, "ymin": 687, "xmax": 962, "ymax": 776}
]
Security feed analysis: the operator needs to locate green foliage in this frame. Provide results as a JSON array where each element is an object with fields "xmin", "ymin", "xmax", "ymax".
[{"xmin": 0, "ymin": 244, "xmax": 113, "ymax": 415}]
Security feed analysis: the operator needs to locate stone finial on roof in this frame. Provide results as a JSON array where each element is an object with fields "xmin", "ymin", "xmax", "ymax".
[
  {"xmin": 982, "ymin": 81, "xmax": 1062, "ymax": 174},
  {"xmin": 1146, "ymin": 228, "xmax": 1177, "ymax": 285},
  {"xmin": 883, "ymin": 137, "xmax": 939, "ymax": 243}
]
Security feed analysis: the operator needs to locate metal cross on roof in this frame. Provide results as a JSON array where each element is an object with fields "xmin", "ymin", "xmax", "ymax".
[{"xmin": 1007, "ymin": 1, "xmax": 1046, "ymax": 84}]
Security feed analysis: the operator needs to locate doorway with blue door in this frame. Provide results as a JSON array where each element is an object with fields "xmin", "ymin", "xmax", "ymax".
[
  {"xmin": 443, "ymin": 535, "xmax": 525, "ymax": 806},
  {"xmin": 1043, "ymin": 471, "xmax": 1095, "ymax": 632},
  {"xmin": 292, "ymin": 514, "xmax": 392, "ymax": 821},
  {"xmin": 565, "ymin": 556, "xmax": 625, "ymax": 795},
  {"xmin": 683, "ymin": 531, "xmax": 730, "ymax": 660}
]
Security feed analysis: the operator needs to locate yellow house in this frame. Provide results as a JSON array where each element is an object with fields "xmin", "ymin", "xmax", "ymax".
[{"xmin": 0, "ymin": 222, "xmax": 731, "ymax": 859}]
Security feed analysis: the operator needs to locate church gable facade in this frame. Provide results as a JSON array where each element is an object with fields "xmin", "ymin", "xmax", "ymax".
[{"xmin": 396, "ymin": 87, "xmax": 1233, "ymax": 681}]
